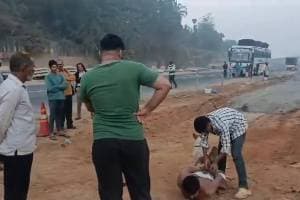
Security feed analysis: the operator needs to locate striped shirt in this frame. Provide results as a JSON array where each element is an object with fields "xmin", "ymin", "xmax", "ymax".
[{"xmin": 200, "ymin": 107, "xmax": 248, "ymax": 154}]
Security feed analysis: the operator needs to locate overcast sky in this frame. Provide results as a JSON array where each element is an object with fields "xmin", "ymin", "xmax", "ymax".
[{"xmin": 179, "ymin": 0, "xmax": 300, "ymax": 58}]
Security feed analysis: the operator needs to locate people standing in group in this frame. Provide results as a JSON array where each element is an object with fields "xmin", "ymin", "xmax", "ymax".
[
  {"xmin": 0, "ymin": 52, "xmax": 36, "ymax": 200},
  {"xmin": 194, "ymin": 107, "xmax": 251, "ymax": 199},
  {"xmin": 74, "ymin": 63, "xmax": 87, "ymax": 120},
  {"xmin": 80, "ymin": 34, "xmax": 171, "ymax": 200},
  {"xmin": 223, "ymin": 61, "xmax": 228, "ymax": 78},
  {"xmin": 168, "ymin": 61, "xmax": 177, "ymax": 88},
  {"xmin": 57, "ymin": 60, "xmax": 76, "ymax": 130},
  {"xmin": 45, "ymin": 60, "xmax": 68, "ymax": 140}
]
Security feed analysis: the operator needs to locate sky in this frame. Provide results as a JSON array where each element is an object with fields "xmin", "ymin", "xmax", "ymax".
[{"xmin": 178, "ymin": 0, "xmax": 300, "ymax": 58}]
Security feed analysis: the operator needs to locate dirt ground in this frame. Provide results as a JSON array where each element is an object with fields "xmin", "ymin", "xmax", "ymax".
[{"xmin": 1, "ymin": 75, "xmax": 300, "ymax": 200}]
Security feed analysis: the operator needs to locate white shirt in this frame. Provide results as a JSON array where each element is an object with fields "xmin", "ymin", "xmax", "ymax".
[
  {"xmin": 0, "ymin": 73, "xmax": 4, "ymax": 84},
  {"xmin": 0, "ymin": 74, "xmax": 36, "ymax": 156},
  {"xmin": 168, "ymin": 64, "xmax": 176, "ymax": 75}
]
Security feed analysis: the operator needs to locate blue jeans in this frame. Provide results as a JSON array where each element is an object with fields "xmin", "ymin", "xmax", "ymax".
[
  {"xmin": 218, "ymin": 134, "xmax": 248, "ymax": 188},
  {"xmin": 48, "ymin": 100, "xmax": 64, "ymax": 134}
]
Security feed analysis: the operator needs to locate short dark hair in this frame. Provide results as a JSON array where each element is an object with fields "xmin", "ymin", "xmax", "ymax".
[
  {"xmin": 9, "ymin": 52, "xmax": 34, "ymax": 72},
  {"xmin": 48, "ymin": 60, "xmax": 57, "ymax": 68},
  {"xmin": 194, "ymin": 116, "xmax": 210, "ymax": 133},
  {"xmin": 182, "ymin": 175, "xmax": 200, "ymax": 196},
  {"xmin": 100, "ymin": 33, "xmax": 125, "ymax": 51}
]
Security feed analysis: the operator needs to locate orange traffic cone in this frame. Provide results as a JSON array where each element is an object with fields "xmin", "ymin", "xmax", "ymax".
[{"xmin": 38, "ymin": 102, "xmax": 50, "ymax": 137}]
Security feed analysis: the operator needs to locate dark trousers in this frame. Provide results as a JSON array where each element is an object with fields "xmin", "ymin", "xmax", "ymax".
[
  {"xmin": 49, "ymin": 100, "xmax": 64, "ymax": 134},
  {"xmin": 92, "ymin": 139, "xmax": 151, "ymax": 200},
  {"xmin": 62, "ymin": 95, "xmax": 73, "ymax": 129},
  {"xmin": 218, "ymin": 134, "xmax": 248, "ymax": 188},
  {"xmin": 223, "ymin": 69, "xmax": 228, "ymax": 78},
  {"xmin": 169, "ymin": 75, "xmax": 177, "ymax": 88},
  {"xmin": 0, "ymin": 153, "xmax": 33, "ymax": 200}
]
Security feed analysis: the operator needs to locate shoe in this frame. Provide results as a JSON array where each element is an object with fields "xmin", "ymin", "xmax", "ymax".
[
  {"xmin": 75, "ymin": 117, "xmax": 81, "ymax": 120},
  {"xmin": 57, "ymin": 132, "xmax": 71, "ymax": 138},
  {"xmin": 49, "ymin": 135, "xmax": 58, "ymax": 141},
  {"xmin": 235, "ymin": 188, "xmax": 252, "ymax": 199}
]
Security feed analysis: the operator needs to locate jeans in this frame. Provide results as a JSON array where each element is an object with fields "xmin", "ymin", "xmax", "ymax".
[
  {"xmin": 0, "ymin": 153, "xmax": 33, "ymax": 200},
  {"xmin": 92, "ymin": 139, "xmax": 151, "ymax": 200},
  {"xmin": 218, "ymin": 134, "xmax": 248, "ymax": 188},
  {"xmin": 61, "ymin": 95, "xmax": 74, "ymax": 128},
  {"xmin": 49, "ymin": 100, "xmax": 64, "ymax": 134}
]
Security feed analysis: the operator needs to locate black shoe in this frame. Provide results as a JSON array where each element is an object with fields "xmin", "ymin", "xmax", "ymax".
[{"xmin": 67, "ymin": 126, "xmax": 76, "ymax": 129}]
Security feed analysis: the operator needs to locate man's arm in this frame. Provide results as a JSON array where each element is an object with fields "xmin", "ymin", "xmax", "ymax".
[
  {"xmin": 0, "ymin": 89, "xmax": 21, "ymax": 141},
  {"xmin": 45, "ymin": 76, "xmax": 60, "ymax": 93},
  {"xmin": 204, "ymin": 174, "xmax": 226, "ymax": 195},
  {"xmin": 64, "ymin": 70, "xmax": 76, "ymax": 81},
  {"xmin": 57, "ymin": 76, "xmax": 68, "ymax": 90},
  {"xmin": 84, "ymin": 98, "xmax": 95, "ymax": 113},
  {"xmin": 211, "ymin": 125, "xmax": 231, "ymax": 171},
  {"xmin": 79, "ymin": 75, "xmax": 95, "ymax": 113},
  {"xmin": 136, "ymin": 75, "xmax": 171, "ymax": 123}
]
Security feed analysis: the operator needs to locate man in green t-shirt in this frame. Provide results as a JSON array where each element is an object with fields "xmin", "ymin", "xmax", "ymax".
[{"xmin": 80, "ymin": 34, "xmax": 171, "ymax": 200}]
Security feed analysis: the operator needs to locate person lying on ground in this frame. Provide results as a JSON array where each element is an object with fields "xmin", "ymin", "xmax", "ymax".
[
  {"xmin": 194, "ymin": 107, "xmax": 252, "ymax": 199},
  {"xmin": 177, "ymin": 147, "xmax": 226, "ymax": 200}
]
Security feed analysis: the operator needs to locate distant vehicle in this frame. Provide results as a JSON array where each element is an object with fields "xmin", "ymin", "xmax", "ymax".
[
  {"xmin": 228, "ymin": 39, "xmax": 271, "ymax": 77},
  {"xmin": 33, "ymin": 67, "xmax": 50, "ymax": 80},
  {"xmin": 285, "ymin": 57, "xmax": 298, "ymax": 71}
]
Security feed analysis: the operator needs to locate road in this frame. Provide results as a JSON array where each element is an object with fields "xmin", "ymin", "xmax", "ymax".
[
  {"xmin": 28, "ymin": 71, "xmax": 225, "ymax": 113},
  {"xmin": 28, "ymin": 62, "xmax": 287, "ymax": 114}
]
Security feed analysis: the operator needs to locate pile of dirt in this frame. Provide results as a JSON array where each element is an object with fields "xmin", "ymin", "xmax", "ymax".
[{"xmin": 1, "ymin": 75, "xmax": 299, "ymax": 200}]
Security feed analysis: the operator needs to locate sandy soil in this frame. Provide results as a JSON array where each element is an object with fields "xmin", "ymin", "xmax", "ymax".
[{"xmin": 1, "ymin": 74, "xmax": 299, "ymax": 200}]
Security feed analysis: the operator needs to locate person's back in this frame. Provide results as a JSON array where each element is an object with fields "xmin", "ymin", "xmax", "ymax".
[
  {"xmin": 81, "ymin": 60, "xmax": 157, "ymax": 140},
  {"xmin": 208, "ymin": 107, "xmax": 247, "ymax": 132},
  {"xmin": 80, "ymin": 34, "xmax": 171, "ymax": 200}
]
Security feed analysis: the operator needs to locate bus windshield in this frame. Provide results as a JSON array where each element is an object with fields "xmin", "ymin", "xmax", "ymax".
[{"xmin": 229, "ymin": 48, "xmax": 252, "ymax": 63}]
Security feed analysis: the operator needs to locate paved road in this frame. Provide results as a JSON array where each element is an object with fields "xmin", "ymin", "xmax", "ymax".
[
  {"xmin": 28, "ymin": 71, "xmax": 225, "ymax": 113},
  {"xmin": 28, "ymin": 63, "xmax": 287, "ymax": 114}
]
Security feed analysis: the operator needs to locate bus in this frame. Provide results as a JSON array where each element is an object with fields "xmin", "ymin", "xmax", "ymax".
[{"xmin": 228, "ymin": 39, "xmax": 271, "ymax": 77}]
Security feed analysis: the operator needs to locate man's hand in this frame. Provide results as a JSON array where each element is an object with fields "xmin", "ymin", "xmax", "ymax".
[
  {"xmin": 210, "ymin": 162, "xmax": 218, "ymax": 174},
  {"xmin": 203, "ymin": 155, "xmax": 211, "ymax": 170},
  {"xmin": 193, "ymin": 133, "xmax": 198, "ymax": 139},
  {"xmin": 135, "ymin": 107, "xmax": 150, "ymax": 124}
]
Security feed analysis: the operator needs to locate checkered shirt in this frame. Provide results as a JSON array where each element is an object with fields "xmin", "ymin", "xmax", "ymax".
[{"xmin": 200, "ymin": 107, "xmax": 248, "ymax": 154}]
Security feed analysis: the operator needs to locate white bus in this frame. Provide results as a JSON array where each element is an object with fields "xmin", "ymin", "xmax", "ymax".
[{"xmin": 228, "ymin": 39, "xmax": 271, "ymax": 77}]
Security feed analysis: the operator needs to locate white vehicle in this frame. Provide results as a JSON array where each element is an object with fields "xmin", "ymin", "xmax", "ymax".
[
  {"xmin": 228, "ymin": 39, "xmax": 271, "ymax": 77},
  {"xmin": 285, "ymin": 57, "xmax": 298, "ymax": 71}
]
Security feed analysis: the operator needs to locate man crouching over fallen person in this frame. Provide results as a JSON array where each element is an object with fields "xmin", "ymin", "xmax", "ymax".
[
  {"xmin": 192, "ymin": 107, "xmax": 252, "ymax": 199},
  {"xmin": 177, "ymin": 147, "xmax": 227, "ymax": 200}
]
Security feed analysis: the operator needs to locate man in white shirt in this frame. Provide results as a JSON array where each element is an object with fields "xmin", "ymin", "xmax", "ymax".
[
  {"xmin": 0, "ymin": 52, "xmax": 36, "ymax": 200},
  {"xmin": 168, "ymin": 61, "xmax": 178, "ymax": 88}
]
